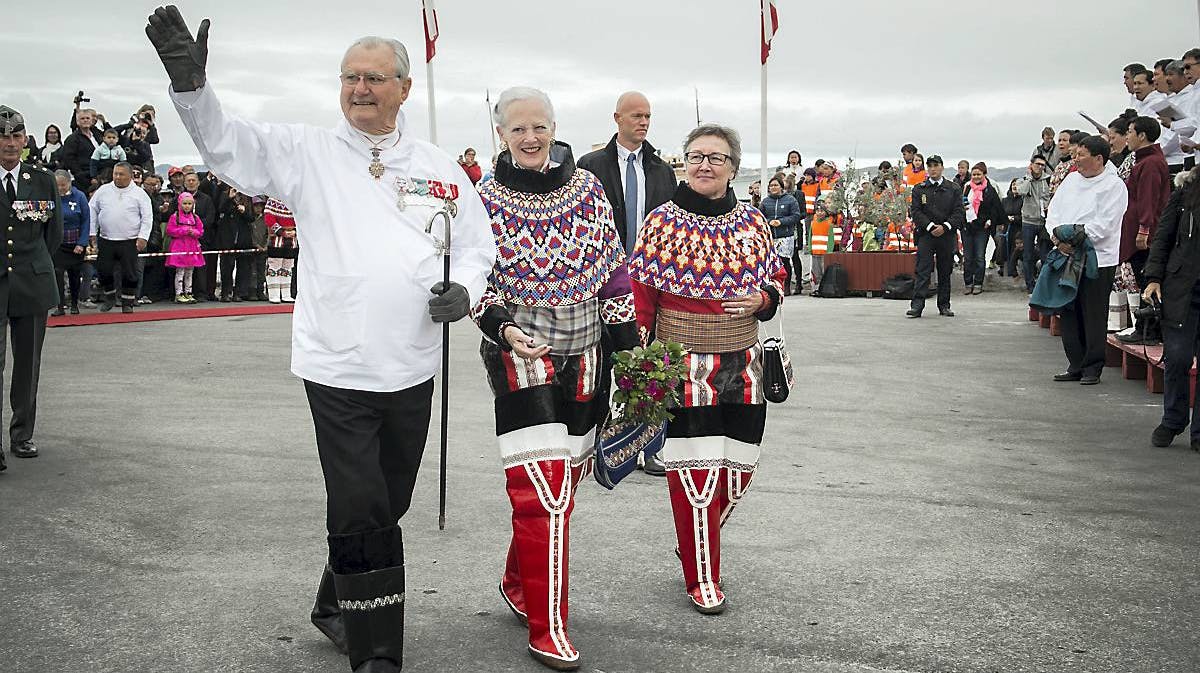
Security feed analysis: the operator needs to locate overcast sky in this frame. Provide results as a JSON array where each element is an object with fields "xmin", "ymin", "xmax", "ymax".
[{"xmin": 6, "ymin": 0, "xmax": 1199, "ymax": 171}]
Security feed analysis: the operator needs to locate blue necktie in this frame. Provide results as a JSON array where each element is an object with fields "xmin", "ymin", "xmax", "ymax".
[{"xmin": 624, "ymin": 153, "xmax": 639, "ymax": 254}]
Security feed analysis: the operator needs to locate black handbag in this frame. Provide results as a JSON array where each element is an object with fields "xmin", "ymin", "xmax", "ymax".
[{"xmin": 761, "ymin": 308, "xmax": 793, "ymax": 404}]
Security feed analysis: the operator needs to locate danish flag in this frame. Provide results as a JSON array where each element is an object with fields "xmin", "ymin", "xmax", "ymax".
[
  {"xmin": 761, "ymin": 0, "xmax": 778, "ymax": 65},
  {"xmin": 423, "ymin": 0, "xmax": 439, "ymax": 62}
]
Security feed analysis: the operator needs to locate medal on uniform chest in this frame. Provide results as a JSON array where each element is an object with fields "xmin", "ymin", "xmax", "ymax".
[
  {"xmin": 358, "ymin": 132, "xmax": 401, "ymax": 181},
  {"xmin": 368, "ymin": 148, "xmax": 385, "ymax": 180}
]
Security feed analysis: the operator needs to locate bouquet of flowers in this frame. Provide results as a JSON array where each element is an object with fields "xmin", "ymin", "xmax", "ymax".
[{"xmin": 611, "ymin": 340, "xmax": 688, "ymax": 426}]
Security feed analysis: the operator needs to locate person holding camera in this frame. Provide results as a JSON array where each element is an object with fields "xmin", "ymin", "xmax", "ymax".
[
  {"xmin": 114, "ymin": 105, "xmax": 160, "ymax": 170},
  {"xmin": 1143, "ymin": 167, "xmax": 1200, "ymax": 449}
]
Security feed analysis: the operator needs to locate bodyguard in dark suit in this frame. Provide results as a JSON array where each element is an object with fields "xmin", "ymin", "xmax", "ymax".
[
  {"xmin": 578, "ymin": 92, "xmax": 678, "ymax": 477},
  {"xmin": 577, "ymin": 92, "xmax": 677, "ymax": 254},
  {"xmin": 907, "ymin": 155, "xmax": 965, "ymax": 318},
  {"xmin": 0, "ymin": 106, "xmax": 64, "ymax": 469}
]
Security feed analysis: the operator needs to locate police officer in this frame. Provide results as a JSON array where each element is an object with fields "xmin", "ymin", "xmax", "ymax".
[
  {"xmin": 0, "ymin": 106, "xmax": 64, "ymax": 470},
  {"xmin": 907, "ymin": 155, "xmax": 965, "ymax": 318}
]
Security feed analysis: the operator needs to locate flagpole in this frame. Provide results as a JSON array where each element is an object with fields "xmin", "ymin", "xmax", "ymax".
[
  {"xmin": 486, "ymin": 89, "xmax": 497, "ymax": 157},
  {"xmin": 760, "ymin": 60, "xmax": 769, "ymax": 187},
  {"xmin": 426, "ymin": 60, "xmax": 438, "ymax": 146},
  {"xmin": 695, "ymin": 86, "xmax": 701, "ymax": 125},
  {"xmin": 423, "ymin": 0, "xmax": 439, "ymax": 146}
]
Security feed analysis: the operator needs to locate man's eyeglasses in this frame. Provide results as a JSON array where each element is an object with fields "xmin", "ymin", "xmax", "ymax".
[
  {"xmin": 685, "ymin": 151, "xmax": 731, "ymax": 166},
  {"xmin": 339, "ymin": 72, "xmax": 403, "ymax": 87}
]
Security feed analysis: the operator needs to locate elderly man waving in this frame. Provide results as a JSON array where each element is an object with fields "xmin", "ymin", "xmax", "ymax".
[{"xmin": 145, "ymin": 7, "xmax": 496, "ymax": 673}]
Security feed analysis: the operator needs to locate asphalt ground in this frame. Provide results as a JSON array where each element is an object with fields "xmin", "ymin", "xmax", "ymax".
[{"xmin": 2, "ymin": 282, "xmax": 1198, "ymax": 673}]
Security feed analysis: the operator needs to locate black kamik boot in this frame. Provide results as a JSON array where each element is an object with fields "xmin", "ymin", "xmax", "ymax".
[{"xmin": 310, "ymin": 564, "xmax": 347, "ymax": 653}]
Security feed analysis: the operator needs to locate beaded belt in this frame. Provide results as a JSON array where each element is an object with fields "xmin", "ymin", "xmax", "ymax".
[{"xmin": 655, "ymin": 308, "xmax": 759, "ymax": 354}]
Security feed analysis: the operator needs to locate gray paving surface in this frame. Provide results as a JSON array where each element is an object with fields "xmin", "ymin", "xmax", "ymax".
[{"xmin": 2, "ymin": 286, "xmax": 1199, "ymax": 673}]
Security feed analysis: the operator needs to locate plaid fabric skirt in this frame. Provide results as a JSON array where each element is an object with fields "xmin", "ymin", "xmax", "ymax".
[
  {"xmin": 660, "ymin": 344, "xmax": 766, "ymax": 472},
  {"xmin": 480, "ymin": 340, "xmax": 606, "ymax": 469},
  {"xmin": 508, "ymin": 298, "xmax": 600, "ymax": 355}
]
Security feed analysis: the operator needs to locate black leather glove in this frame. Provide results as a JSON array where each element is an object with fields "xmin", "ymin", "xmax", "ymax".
[
  {"xmin": 428, "ymin": 281, "xmax": 470, "ymax": 323},
  {"xmin": 145, "ymin": 6, "xmax": 210, "ymax": 93}
]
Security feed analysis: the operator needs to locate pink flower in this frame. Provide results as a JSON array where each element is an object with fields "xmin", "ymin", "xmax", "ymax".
[
  {"xmin": 640, "ymin": 359, "xmax": 656, "ymax": 372},
  {"xmin": 617, "ymin": 375, "xmax": 634, "ymax": 391},
  {"xmin": 646, "ymin": 381, "xmax": 667, "ymax": 402},
  {"xmin": 663, "ymin": 353, "xmax": 671, "ymax": 366}
]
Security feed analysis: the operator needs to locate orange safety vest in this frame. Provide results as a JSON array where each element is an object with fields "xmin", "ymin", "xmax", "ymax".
[
  {"xmin": 799, "ymin": 182, "xmax": 820, "ymax": 215},
  {"xmin": 902, "ymin": 164, "xmax": 926, "ymax": 187},
  {"xmin": 810, "ymin": 215, "xmax": 838, "ymax": 255},
  {"xmin": 818, "ymin": 176, "xmax": 838, "ymax": 192},
  {"xmin": 884, "ymin": 220, "xmax": 915, "ymax": 251}
]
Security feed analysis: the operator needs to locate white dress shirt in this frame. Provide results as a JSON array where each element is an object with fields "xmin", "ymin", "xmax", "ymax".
[
  {"xmin": 0, "ymin": 164, "xmax": 20, "ymax": 198},
  {"xmin": 170, "ymin": 85, "xmax": 498, "ymax": 393},
  {"xmin": 1044, "ymin": 163, "xmax": 1129, "ymax": 267},
  {"xmin": 1132, "ymin": 91, "xmax": 1168, "ymax": 116},
  {"xmin": 89, "ymin": 181, "xmax": 153, "ymax": 241},
  {"xmin": 615, "ymin": 142, "xmax": 646, "ymax": 223}
]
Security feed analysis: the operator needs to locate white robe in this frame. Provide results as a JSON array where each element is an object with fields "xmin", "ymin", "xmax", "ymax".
[
  {"xmin": 170, "ymin": 85, "xmax": 498, "ymax": 392},
  {"xmin": 1044, "ymin": 163, "xmax": 1128, "ymax": 268}
]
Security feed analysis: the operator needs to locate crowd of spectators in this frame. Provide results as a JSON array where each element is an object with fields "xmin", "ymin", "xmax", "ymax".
[{"xmin": 22, "ymin": 95, "xmax": 282, "ymax": 311}]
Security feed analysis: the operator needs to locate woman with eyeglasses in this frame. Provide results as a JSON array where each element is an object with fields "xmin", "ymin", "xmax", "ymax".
[
  {"xmin": 472, "ymin": 86, "xmax": 638, "ymax": 671},
  {"xmin": 627, "ymin": 123, "xmax": 786, "ymax": 615}
]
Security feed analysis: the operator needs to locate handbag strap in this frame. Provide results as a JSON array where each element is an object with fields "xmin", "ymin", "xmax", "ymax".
[{"xmin": 759, "ymin": 293, "xmax": 786, "ymax": 342}]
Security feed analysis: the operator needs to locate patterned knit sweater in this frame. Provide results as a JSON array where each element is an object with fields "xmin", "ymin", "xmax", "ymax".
[
  {"xmin": 471, "ymin": 143, "xmax": 638, "ymax": 352},
  {"xmin": 629, "ymin": 184, "xmax": 786, "ymax": 339}
]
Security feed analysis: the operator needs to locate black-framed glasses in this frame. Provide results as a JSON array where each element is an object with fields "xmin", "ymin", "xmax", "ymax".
[
  {"xmin": 685, "ymin": 151, "xmax": 731, "ymax": 166},
  {"xmin": 339, "ymin": 72, "xmax": 403, "ymax": 87}
]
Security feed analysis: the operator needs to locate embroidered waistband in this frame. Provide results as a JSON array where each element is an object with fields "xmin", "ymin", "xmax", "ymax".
[{"xmin": 656, "ymin": 308, "xmax": 758, "ymax": 353}]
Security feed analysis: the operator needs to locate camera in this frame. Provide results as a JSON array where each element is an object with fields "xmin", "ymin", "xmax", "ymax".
[
  {"xmin": 73, "ymin": 90, "xmax": 90, "ymax": 105},
  {"xmin": 1133, "ymin": 297, "xmax": 1161, "ymax": 321}
]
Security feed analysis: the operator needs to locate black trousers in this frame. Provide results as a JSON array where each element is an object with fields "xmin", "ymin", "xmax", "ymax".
[
  {"xmin": 1162, "ymin": 281, "xmax": 1200, "ymax": 435},
  {"xmin": 911, "ymin": 232, "xmax": 955, "ymax": 312},
  {"xmin": 304, "ymin": 378, "xmax": 433, "ymax": 575},
  {"xmin": 250, "ymin": 252, "xmax": 267, "ymax": 298},
  {"xmin": 53, "ymin": 246, "xmax": 85, "ymax": 308},
  {"xmin": 195, "ymin": 244, "xmax": 217, "ymax": 299},
  {"xmin": 1, "ymin": 311, "xmax": 47, "ymax": 447},
  {"xmin": 219, "ymin": 252, "xmax": 249, "ymax": 298},
  {"xmin": 1059, "ymin": 265, "xmax": 1118, "ymax": 377},
  {"xmin": 96, "ymin": 238, "xmax": 140, "ymax": 303}
]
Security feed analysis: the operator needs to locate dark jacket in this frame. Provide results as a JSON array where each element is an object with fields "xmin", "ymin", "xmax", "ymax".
[
  {"xmin": 1030, "ymin": 224, "xmax": 1097, "ymax": 312},
  {"xmin": 962, "ymin": 180, "xmax": 1007, "ymax": 232},
  {"xmin": 1120, "ymin": 143, "xmax": 1170, "ymax": 263},
  {"xmin": 1144, "ymin": 183, "xmax": 1200, "ymax": 329},
  {"xmin": 0, "ymin": 163, "xmax": 63, "ymax": 316},
  {"xmin": 215, "ymin": 194, "xmax": 254, "ymax": 249},
  {"xmin": 59, "ymin": 128, "xmax": 103, "ymax": 190},
  {"xmin": 120, "ymin": 135, "xmax": 154, "ymax": 170},
  {"xmin": 59, "ymin": 186, "xmax": 91, "ymax": 248},
  {"xmin": 1002, "ymin": 192, "xmax": 1023, "ymax": 234},
  {"xmin": 189, "ymin": 191, "xmax": 217, "ymax": 248},
  {"xmin": 759, "ymin": 193, "xmax": 802, "ymax": 238},
  {"xmin": 910, "ymin": 177, "xmax": 967, "ymax": 240},
  {"xmin": 577, "ymin": 135, "xmax": 677, "ymax": 251}
]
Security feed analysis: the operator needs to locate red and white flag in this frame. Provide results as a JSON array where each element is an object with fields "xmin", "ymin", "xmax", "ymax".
[
  {"xmin": 423, "ymin": 0, "xmax": 439, "ymax": 63},
  {"xmin": 760, "ymin": 0, "xmax": 778, "ymax": 64}
]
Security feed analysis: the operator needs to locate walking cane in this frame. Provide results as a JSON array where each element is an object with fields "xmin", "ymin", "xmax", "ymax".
[{"xmin": 425, "ymin": 202, "xmax": 455, "ymax": 531}]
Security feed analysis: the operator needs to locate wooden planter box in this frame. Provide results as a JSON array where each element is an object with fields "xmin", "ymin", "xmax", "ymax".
[{"xmin": 823, "ymin": 252, "xmax": 917, "ymax": 297}]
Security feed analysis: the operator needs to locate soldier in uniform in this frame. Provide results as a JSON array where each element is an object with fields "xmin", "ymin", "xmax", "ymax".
[
  {"xmin": 0, "ymin": 106, "xmax": 64, "ymax": 470},
  {"xmin": 907, "ymin": 155, "xmax": 965, "ymax": 318}
]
